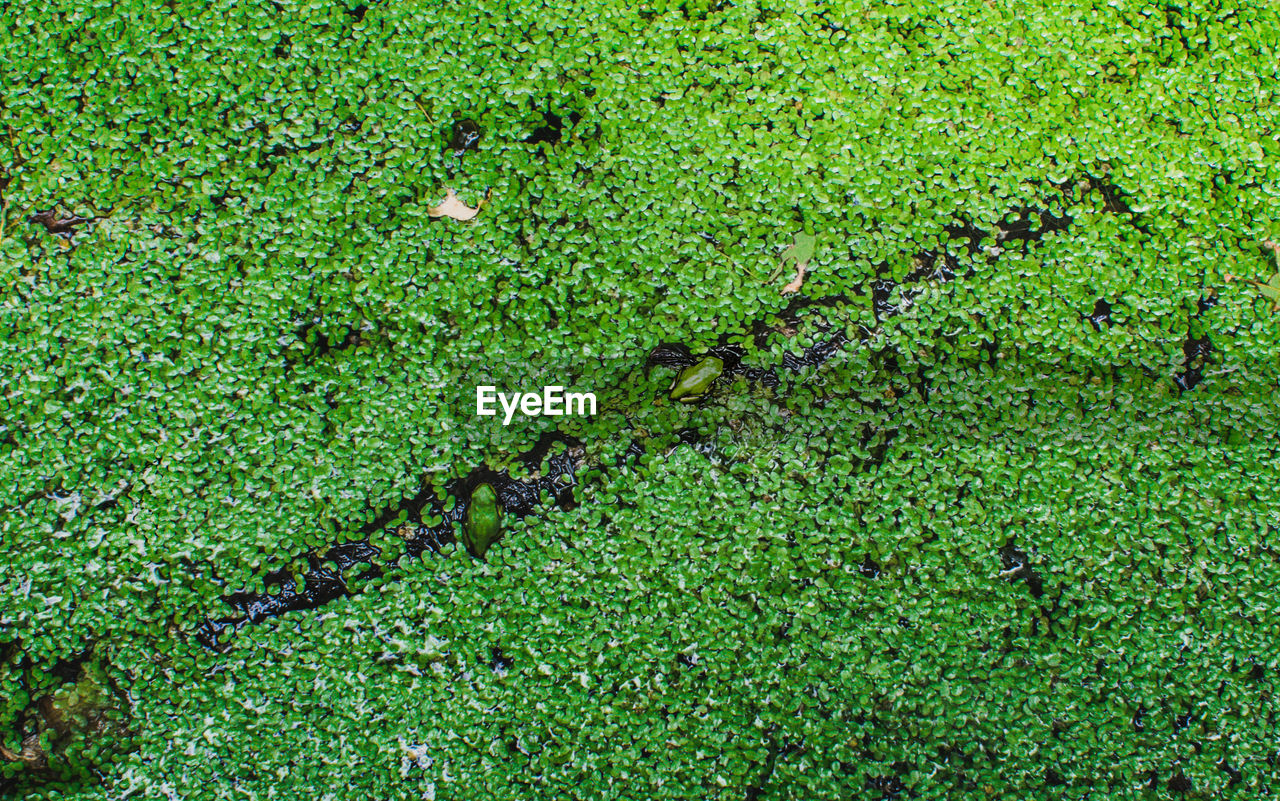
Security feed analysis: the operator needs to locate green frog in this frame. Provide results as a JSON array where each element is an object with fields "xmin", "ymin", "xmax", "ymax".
[
  {"xmin": 462, "ymin": 483, "xmax": 502, "ymax": 558},
  {"xmin": 669, "ymin": 356, "xmax": 724, "ymax": 403}
]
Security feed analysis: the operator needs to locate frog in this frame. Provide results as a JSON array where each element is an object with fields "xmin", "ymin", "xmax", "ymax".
[
  {"xmin": 668, "ymin": 356, "xmax": 724, "ymax": 403},
  {"xmin": 462, "ymin": 483, "xmax": 502, "ymax": 558}
]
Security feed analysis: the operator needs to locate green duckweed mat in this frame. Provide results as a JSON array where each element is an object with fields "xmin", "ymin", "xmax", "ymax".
[{"xmin": 3, "ymin": 0, "xmax": 1280, "ymax": 797}]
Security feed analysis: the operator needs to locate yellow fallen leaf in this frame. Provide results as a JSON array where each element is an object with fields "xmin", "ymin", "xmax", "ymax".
[{"xmin": 428, "ymin": 188, "xmax": 486, "ymax": 221}]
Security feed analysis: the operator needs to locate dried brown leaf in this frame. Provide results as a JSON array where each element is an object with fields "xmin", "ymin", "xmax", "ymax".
[
  {"xmin": 428, "ymin": 188, "xmax": 487, "ymax": 221},
  {"xmin": 781, "ymin": 262, "xmax": 807, "ymax": 295}
]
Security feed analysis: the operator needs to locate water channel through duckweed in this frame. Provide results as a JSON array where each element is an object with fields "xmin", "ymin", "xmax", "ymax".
[{"xmin": 194, "ymin": 181, "xmax": 1208, "ymax": 650}]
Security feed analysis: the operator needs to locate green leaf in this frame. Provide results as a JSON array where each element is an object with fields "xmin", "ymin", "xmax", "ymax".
[{"xmin": 781, "ymin": 232, "xmax": 816, "ymax": 266}]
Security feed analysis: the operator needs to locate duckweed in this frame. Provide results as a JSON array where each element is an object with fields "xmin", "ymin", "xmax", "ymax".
[{"xmin": 3, "ymin": 0, "xmax": 1280, "ymax": 798}]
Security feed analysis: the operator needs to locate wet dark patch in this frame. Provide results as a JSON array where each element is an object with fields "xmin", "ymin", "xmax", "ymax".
[
  {"xmin": 1132, "ymin": 705, "xmax": 1146, "ymax": 731},
  {"xmin": 866, "ymin": 773, "xmax": 907, "ymax": 799},
  {"xmin": 679, "ymin": 0, "xmax": 729, "ymax": 21},
  {"xmin": 1088, "ymin": 176, "xmax": 1153, "ymax": 236},
  {"xmin": 999, "ymin": 540, "xmax": 1045, "ymax": 599},
  {"xmin": 616, "ymin": 440, "xmax": 646, "ymax": 468},
  {"xmin": 1086, "ymin": 299, "xmax": 1113, "ymax": 330},
  {"xmin": 1166, "ymin": 772, "xmax": 1192, "ymax": 793},
  {"xmin": 996, "ymin": 205, "xmax": 1073, "ymax": 244},
  {"xmin": 203, "ymin": 319, "xmax": 868, "ymax": 645},
  {"xmin": 871, "ymin": 279, "xmax": 900, "ymax": 320},
  {"xmin": 525, "ymin": 111, "xmax": 581, "ymax": 146},
  {"xmin": 778, "ymin": 330, "xmax": 849, "ymax": 371},
  {"xmin": 649, "ymin": 332, "xmax": 848, "ymax": 399},
  {"xmin": 223, "ymin": 557, "xmax": 355, "ymax": 627},
  {"xmin": 701, "ymin": 341, "xmax": 745, "ymax": 374},
  {"xmin": 273, "ymin": 35, "xmax": 292, "ymax": 59},
  {"xmin": 48, "ymin": 644, "xmax": 95, "ymax": 684},
  {"xmin": 750, "ymin": 294, "xmax": 863, "ymax": 351},
  {"xmin": 868, "ymin": 212, "xmax": 1003, "ymax": 322},
  {"xmin": 645, "ymin": 342, "xmax": 697, "ymax": 372},
  {"xmin": 906, "ymin": 251, "xmax": 959, "ymax": 283},
  {"xmin": 448, "ymin": 119, "xmax": 482, "ymax": 156},
  {"xmin": 743, "ymin": 735, "xmax": 799, "ymax": 801},
  {"xmin": 489, "ymin": 647, "xmax": 513, "ymax": 671},
  {"xmin": 676, "ymin": 426, "xmax": 715, "ymax": 458},
  {"xmin": 296, "ymin": 321, "xmax": 366, "ymax": 359},
  {"xmin": 944, "ymin": 218, "xmax": 986, "ymax": 257},
  {"xmin": 858, "ymin": 556, "xmax": 882, "ymax": 578},
  {"xmin": 1145, "ymin": 769, "xmax": 1160, "ymax": 791},
  {"xmin": 1175, "ymin": 335, "xmax": 1212, "ymax": 392},
  {"xmin": 1173, "ymin": 710, "xmax": 1193, "ymax": 732},
  {"xmin": 1218, "ymin": 759, "xmax": 1243, "ymax": 786},
  {"xmin": 259, "ymin": 141, "xmax": 323, "ymax": 170},
  {"xmin": 345, "ymin": 3, "xmax": 367, "ymax": 21}
]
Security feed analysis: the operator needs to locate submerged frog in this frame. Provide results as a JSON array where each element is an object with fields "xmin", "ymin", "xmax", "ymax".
[
  {"xmin": 669, "ymin": 356, "xmax": 724, "ymax": 403},
  {"xmin": 462, "ymin": 483, "xmax": 502, "ymax": 558}
]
